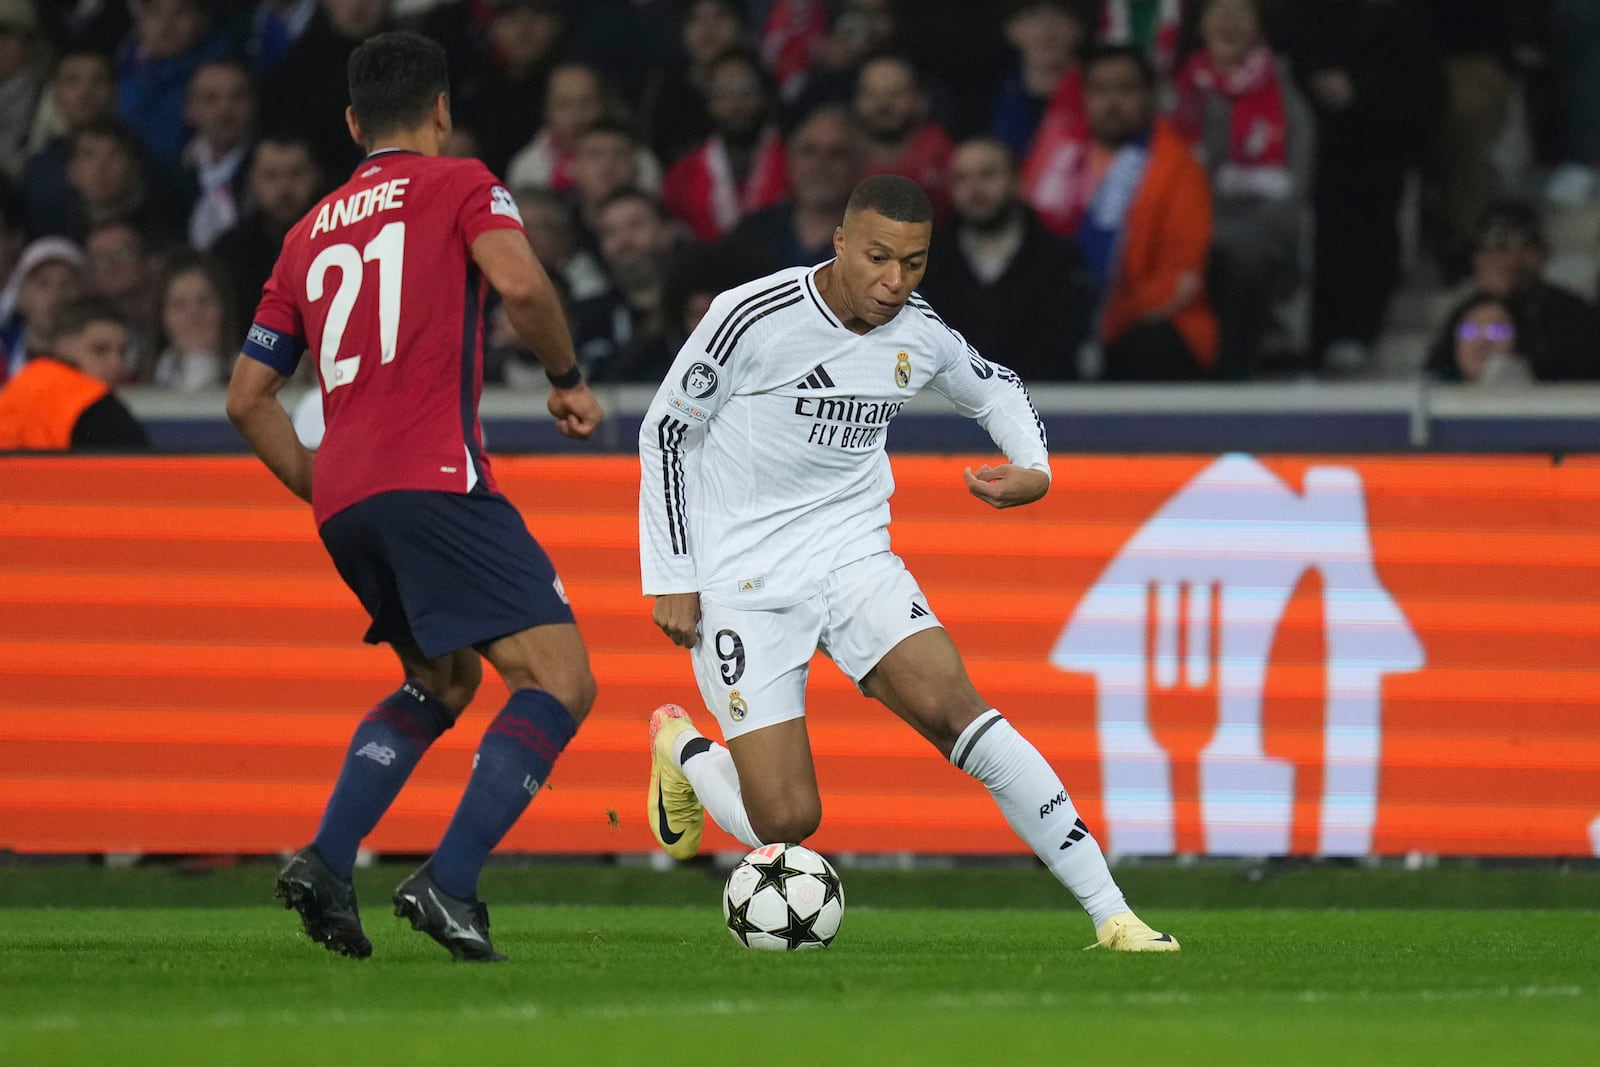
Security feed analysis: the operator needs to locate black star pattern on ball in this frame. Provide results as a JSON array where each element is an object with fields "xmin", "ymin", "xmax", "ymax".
[
  {"xmin": 725, "ymin": 896, "xmax": 759, "ymax": 947},
  {"xmin": 747, "ymin": 852, "xmax": 795, "ymax": 895},
  {"xmin": 819, "ymin": 871, "xmax": 843, "ymax": 911},
  {"xmin": 774, "ymin": 903, "xmax": 824, "ymax": 950}
]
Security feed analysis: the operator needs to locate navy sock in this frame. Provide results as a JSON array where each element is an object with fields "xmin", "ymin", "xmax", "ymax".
[
  {"xmin": 429, "ymin": 689, "xmax": 577, "ymax": 899},
  {"xmin": 312, "ymin": 682, "xmax": 455, "ymax": 879}
]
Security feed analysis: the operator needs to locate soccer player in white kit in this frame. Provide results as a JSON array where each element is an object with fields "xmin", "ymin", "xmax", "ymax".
[{"xmin": 638, "ymin": 174, "xmax": 1177, "ymax": 950}]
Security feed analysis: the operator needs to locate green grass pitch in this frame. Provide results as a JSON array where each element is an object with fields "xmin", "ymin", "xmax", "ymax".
[{"xmin": 2, "ymin": 864, "xmax": 1597, "ymax": 1065}]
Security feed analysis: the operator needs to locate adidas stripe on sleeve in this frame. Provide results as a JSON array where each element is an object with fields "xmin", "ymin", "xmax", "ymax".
[{"xmin": 639, "ymin": 274, "xmax": 803, "ymax": 594}]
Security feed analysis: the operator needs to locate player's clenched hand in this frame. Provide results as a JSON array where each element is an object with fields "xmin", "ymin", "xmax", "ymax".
[
  {"xmin": 653, "ymin": 592, "xmax": 702, "ymax": 649},
  {"xmin": 964, "ymin": 463, "xmax": 1050, "ymax": 509},
  {"xmin": 548, "ymin": 382, "xmax": 603, "ymax": 439}
]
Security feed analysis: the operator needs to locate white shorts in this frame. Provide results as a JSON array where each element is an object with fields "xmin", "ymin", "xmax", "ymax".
[{"xmin": 690, "ymin": 552, "xmax": 942, "ymax": 740}]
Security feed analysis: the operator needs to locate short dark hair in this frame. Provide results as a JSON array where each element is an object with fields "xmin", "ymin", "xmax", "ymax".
[
  {"xmin": 1475, "ymin": 200, "xmax": 1545, "ymax": 251},
  {"xmin": 86, "ymin": 216, "xmax": 147, "ymax": 248},
  {"xmin": 858, "ymin": 52, "xmax": 924, "ymax": 92},
  {"xmin": 845, "ymin": 174, "xmax": 933, "ymax": 224},
  {"xmin": 190, "ymin": 56, "xmax": 254, "ymax": 91},
  {"xmin": 596, "ymin": 187, "xmax": 666, "ymax": 221},
  {"xmin": 578, "ymin": 117, "xmax": 640, "ymax": 145},
  {"xmin": 55, "ymin": 297, "xmax": 126, "ymax": 340},
  {"xmin": 70, "ymin": 119, "xmax": 147, "ymax": 188},
  {"xmin": 688, "ymin": 0, "xmax": 745, "ymax": 23},
  {"xmin": 1005, "ymin": 0, "xmax": 1083, "ymax": 24},
  {"xmin": 72, "ymin": 118, "xmax": 142, "ymax": 159},
  {"xmin": 954, "ymin": 135, "xmax": 1019, "ymax": 174},
  {"xmin": 347, "ymin": 31, "xmax": 449, "ymax": 140},
  {"xmin": 1084, "ymin": 42, "xmax": 1157, "ymax": 90},
  {"xmin": 255, "ymin": 128, "xmax": 316, "ymax": 157},
  {"xmin": 52, "ymin": 46, "xmax": 113, "ymax": 80},
  {"xmin": 707, "ymin": 48, "xmax": 776, "ymax": 99}
]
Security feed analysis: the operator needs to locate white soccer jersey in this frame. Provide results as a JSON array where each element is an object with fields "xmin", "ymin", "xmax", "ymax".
[{"xmin": 638, "ymin": 262, "xmax": 1051, "ymax": 609}]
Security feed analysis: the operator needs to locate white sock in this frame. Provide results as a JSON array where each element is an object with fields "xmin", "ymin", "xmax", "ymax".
[
  {"xmin": 952, "ymin": 710, "xmax": 1129, "ymax": 928},
  {"xmin": 673, "ymin": 731, "xmax": 764, "ymax": 850}
]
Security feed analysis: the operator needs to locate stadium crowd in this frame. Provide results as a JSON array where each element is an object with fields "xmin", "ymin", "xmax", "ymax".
[{"xmin": 0, "ymin": 0, "xmax": 1598, "ymax": 439}]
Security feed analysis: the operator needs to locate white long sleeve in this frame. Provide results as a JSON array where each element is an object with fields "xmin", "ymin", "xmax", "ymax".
[{"xmin": 638, "ymin": 265, "xmax": 1051, "ymax": 609}]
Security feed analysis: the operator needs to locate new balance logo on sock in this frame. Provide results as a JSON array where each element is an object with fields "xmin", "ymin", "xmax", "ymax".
[
  {"xmin": 1058, "ymin": 818, "xmax": 1089, "ymax": 850},
  {"xmin": 521, "ymin": 775, "xmax": 541, "ymax": 798},
  {"xmin": 357, "ymin": 742, "xmax": 397, "ymax": 766},
  {"xmin": 909, "ymin": 601, "xmax": 930, "ymax": 620},
  {"xmin": 795, "ymin": 365, "xmax": 835, "ymax": 390}
]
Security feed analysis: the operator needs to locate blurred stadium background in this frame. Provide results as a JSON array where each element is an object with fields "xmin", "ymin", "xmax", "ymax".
[{"xmin": 1, "ymin": 2, "xmax": 1597, "ymax": 1063}]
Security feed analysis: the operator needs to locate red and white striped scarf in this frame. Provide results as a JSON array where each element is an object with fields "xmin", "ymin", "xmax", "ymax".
[
  {"xmin": 706, "ymin": 127, "xmax": 787, "ymax": 233},
  {"xmin": 1019, "ymin": 68, "xmax": 1092, "ymax": 235},
  {"xmin": 1171, "ymin": 44, "xmax": 1290, "ymax": 195},
  {"xmin": 668, "ymin": 127, "xmax": 790, "ymax": 241}
]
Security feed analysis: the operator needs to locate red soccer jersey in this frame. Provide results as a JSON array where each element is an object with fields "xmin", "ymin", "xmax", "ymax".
[{"xmin": 243, "ymin": 150, "xmax": 526, "ymax": 524}]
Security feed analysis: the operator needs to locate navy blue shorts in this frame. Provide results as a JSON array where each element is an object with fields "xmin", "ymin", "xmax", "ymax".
[{"xmin": 318, "ymin": 488, "xmax": 575, "ymax": 659}]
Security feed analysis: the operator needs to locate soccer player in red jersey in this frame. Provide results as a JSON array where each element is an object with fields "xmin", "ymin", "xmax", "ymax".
[{"xmin": 226, "ymin": 31, "xmax": 603, "ymax": 962}]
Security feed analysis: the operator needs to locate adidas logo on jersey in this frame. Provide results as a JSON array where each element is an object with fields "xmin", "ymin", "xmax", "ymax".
[{"xmin": 795, "ymin": 366, "xmax": 835, "ymax": 390}]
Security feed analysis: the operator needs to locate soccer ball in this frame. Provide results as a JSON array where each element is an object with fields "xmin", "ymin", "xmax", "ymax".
[{"xmin": 722, "ymin": 843, "xmax": 844, "ymax": 951}]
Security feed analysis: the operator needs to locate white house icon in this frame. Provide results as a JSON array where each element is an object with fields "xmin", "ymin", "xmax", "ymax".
[{"xmin": 1051, "ymin": 454, "xmax": 1425, "ymax": 857}]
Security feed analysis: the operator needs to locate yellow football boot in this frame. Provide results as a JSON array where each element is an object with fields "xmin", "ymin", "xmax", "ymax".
[
  {"xmin": 647, "ymin": 703, "xmax": 704, "ymax": 861},
  {"xmin": 1088, "ymin": 912, "xmax": 1181, "ymax": 952}
]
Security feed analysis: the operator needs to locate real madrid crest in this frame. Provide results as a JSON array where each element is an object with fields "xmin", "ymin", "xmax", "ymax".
[
  {"xmin": 729, "ymin": 690, "xmax": 749, "ymax": 722},
  {"xmin": 894, "ymin": 349, "xmax": 911, "ymax": 389}
]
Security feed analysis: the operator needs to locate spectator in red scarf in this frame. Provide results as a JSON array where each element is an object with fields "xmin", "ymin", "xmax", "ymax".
[
  {"xmin": 853, "ymin": 54, "xmax": 955, "ymax": 221},
  {"xmin": 994, "ymin": 0, "xmax": 1089, "ymax": 164},
  {"xmin": 716, "ymin": 104, "xmax": 864, "ymax": 278},
  {"xmin": 660, "ymin": 49, "xmax": 787, "ymax": 242},
  {"xmin": 1171, "ymin": 0, "xmax": 1313, "ymax": 378}
]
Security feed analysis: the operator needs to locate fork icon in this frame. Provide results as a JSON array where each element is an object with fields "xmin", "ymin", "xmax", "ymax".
[{"xmin": 1144, "ymin": 581, "xmax": 1219, "ymax": 856}]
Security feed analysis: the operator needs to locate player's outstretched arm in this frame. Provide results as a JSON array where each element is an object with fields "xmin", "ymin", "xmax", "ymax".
[
  {"xmin": 471, "ymin": 228, "xmax": 601, "ymax": 439},
  {"xmin": 964, "ymin": 463, "xmax": 1050, "ymax": 510},
  {"xmin": 226, "ymin": 355, "xmax": 313, "ymax": 503}
]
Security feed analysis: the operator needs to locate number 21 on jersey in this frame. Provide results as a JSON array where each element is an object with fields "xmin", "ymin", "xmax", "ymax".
[{"xmin": 306, "ymin": 221, "xmax": 405, "ymax": 393}]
